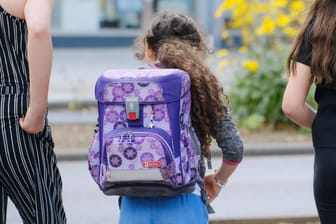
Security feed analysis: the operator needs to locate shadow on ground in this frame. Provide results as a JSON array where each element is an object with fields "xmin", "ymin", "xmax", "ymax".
[{"xmin": 210, "ymin": 217, "xmax": 319, "ymax": 224}]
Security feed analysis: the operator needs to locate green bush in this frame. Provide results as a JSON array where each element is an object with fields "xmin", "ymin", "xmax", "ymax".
[
  {"xmin": 229, "ymin": 45, "xmax": 288, "ymax": 131},
  {"xmin": 227, "ymin": 45, "xmax": 316, "ymax": 131},
  {"xmin": 215, "ymin": 0, "xmax": 311, "ymax": 131}
]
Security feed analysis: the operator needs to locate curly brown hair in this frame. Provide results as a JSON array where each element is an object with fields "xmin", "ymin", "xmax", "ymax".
[
  {"xmin": 134, "ymin": 12, "xmax": 228, "ymax": 159},
  {"xmin": 287, "ymin": 0, "xmax": 336, "ymax": 86}
]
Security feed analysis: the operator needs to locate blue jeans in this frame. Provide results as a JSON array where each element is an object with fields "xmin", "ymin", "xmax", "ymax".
[{"xmin": 119, "ymin": 193, "xmax": 208, "ymax": 224}]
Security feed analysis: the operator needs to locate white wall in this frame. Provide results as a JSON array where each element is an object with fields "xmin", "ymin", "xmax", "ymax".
[{"xmin": 61, "ymin": 0, "xmax": 100, "ymax": 32}]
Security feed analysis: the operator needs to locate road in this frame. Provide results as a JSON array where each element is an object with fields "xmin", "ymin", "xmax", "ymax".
[{"xmin": 6, "ymin": 155, "xmax": 318, "ymax": 223}]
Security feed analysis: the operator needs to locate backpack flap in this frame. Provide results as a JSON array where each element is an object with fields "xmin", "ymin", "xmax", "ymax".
[{"xmin": 94, "ymin": 68, "xmax": 187, "ymax": 103}]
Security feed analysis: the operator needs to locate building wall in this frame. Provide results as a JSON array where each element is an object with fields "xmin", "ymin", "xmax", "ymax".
[{"xmin": 51, "ymin": 0, "xmax": 223, "ymax": 49}]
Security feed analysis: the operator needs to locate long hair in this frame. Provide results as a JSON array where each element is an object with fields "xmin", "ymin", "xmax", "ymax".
[
  {"xmin": 287, "ymin": 0, "xmax": 336, "ymax": 86},
  {"xmin": 134, "ymin": 12, "xmax": 228, "ymax": 158}
]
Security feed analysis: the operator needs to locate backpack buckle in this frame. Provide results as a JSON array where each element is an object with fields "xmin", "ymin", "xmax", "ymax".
[{"xmin": 126, "ymin": 96, "xmax": 139, "ymax": 121}]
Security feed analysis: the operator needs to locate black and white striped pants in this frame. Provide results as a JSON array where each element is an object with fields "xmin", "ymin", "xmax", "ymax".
[{"xmin": 0, "ymin": 118, "xmax": 66, "ymax": 223}]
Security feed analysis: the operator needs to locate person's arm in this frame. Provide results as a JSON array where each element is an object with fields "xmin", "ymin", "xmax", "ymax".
[
  {"xmin": 19, "ymin": 0, "xmax": 54, "ymax": 134},
  {"xmin": 204, "ymin": 111, "xmax": 244, "ymax": 203},
  {"xmin": 282, "ymin": 62, "xmax": 316, "ymax": 128},
  {"xmin": 205, "ymin": 162, "xmax": 238, "ymax": 203}
]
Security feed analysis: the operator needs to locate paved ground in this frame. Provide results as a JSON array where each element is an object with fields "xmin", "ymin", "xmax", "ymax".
[
  {"xmin": 5, "ymin": 47, "xmax": 317, "ymax": 223},
  {"xmin": 6, "ymin": 155, "xmax": 318, "ymax": 223}
]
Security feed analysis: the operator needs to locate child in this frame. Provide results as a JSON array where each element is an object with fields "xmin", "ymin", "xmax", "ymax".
[{"xmin": 118, "ymin": 12, "xmax": 244, "ymax": 224}]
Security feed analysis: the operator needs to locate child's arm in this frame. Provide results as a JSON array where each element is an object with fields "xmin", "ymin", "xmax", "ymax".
[{"xmin": 205, "ymin": 111, "xmax": 244, "ymax": 202}]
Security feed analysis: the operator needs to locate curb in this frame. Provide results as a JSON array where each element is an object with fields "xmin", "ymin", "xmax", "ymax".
[
  {"xmin": 48, "ymin": 101, "xmax": 96, "ymax": 110},
  {"xmin": 235, "ymin": 143, "xmax": 314, "ymax": 157},
  {"xmin": 56, "ymin": 152, "xmax": 89, "ymax": 162},
  {"xmin": 55, "ymin": 143, "xmax": 314, "ymax": 162},
  {"xmin": 209, "ymin": 216, "xmax": 319, "ymax": 224}
]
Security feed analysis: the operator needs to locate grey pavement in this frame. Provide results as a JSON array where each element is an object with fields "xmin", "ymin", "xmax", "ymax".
[{"xmin": 6, "ymin": 155, "xmax": 318, "ymax": 223}]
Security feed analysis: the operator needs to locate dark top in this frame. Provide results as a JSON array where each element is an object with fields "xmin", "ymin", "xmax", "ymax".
[{"xmin": 296, "ymin": 22, "xmax": 336, "ymax": 148}]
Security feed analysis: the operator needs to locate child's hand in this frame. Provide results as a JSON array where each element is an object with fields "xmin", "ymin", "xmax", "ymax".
[
  {"xmin": 204, "ymin": 174, "xmax": 221, "ymax": 203},
  {"xmin": 19, "ymin": 106, "xmax": 45, "ymax": 134}
]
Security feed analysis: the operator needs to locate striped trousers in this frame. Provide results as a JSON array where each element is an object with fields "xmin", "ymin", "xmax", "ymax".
[{"xmin": 0, "ymin": 118, "xmax": 66, "ymax": 223}]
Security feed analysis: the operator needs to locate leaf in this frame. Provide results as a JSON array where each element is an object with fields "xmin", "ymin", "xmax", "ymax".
[{"xmin": 240, "ymin": 114, "xmax": 265, "ymax": 132}]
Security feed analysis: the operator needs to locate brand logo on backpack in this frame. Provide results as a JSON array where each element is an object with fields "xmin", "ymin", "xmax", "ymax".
[{"xmin": 143, "ymin": 161, "xmax": 161, "ymax": 168}]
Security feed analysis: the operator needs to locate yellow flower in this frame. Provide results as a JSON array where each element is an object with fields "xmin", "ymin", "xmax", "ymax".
[
  {"xmin": 223, "ymin": 0, "xmax": 237, "ymax": 10},
  {"xmin": 284, "ymin": 26, "xmax": 299, "ymax": 38},
  {"xmin": 221, "ymin": 30, "xmax": 230, "ymax": 39},
  {"xmin": 233, "ymin": 3, "xmax": 248, "ymax": 18},
  {"xmin": 242, "ymin": 60, "xmax": 259, "ymax": 73},
  {"xmin": 218, "ymin": 60, "xmax": 230, "ymax": 69},
  {"xmin": 216, "ymin": 49, "xmax": 229, "ymax": 57},
  {"xmin": 252, "ymin": 3, "xmax": 269, "ymax": 13},
  {"xmin": 230, "ymin": 18, "xmax": 245, "ymax": 29},
  {"xmin": 276, "ymin": 14, "xmax": 290, "ymax": 27},
  {"xmin": 215, "ymin": 0, "xmax": 308, "ymax": 52},
  {"xmin": 289, "ymin": 5, "xmax": 307, "ymax": 23},
  {"xmin": 273, "ymin": 0, "xmax": 288, "ymax": 8},
  {"xmin": 215, "ymin": 3, "xmax": 225, "ymax": 18},
  {"xmin": 256, "ymin": 16, "xmax": 276, "ymax": 35},
  {"xmin": 241, "ymin": 27, "xmax": 250, "ymax": 41},
  {"xmin": 289, "ymin": 1, "xmax": 306, "ymax": 13},
  {"xmin": 243, "ymin": 13, "xmax": 254, "ymax": 26},
  {"xmin": 215, "ymin": 0, "xmax": 243, "ymax": 18},
  {"xmin": 239, "ymin": 46, "xmax": 248, "ymax": 53}
]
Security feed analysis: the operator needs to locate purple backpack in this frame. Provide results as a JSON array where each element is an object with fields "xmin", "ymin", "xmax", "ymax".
[{"xmin": 88, "ymin": 68, "xmax": 202, "ymax": 197}]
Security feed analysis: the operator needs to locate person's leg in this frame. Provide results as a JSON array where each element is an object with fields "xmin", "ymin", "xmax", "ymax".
[
  {"xmin": 0, "ymin": 186, "xmax": 8, "ymax": 224},
  {"xmin": 119, "ymin": 196, "xmax": 153, "ymax": 224},
  {"xmin": 24, "ymin": 124, "xmax": 67, "ymax": 223},
  {"xmin": 154, "ymin": 193, "xmax": 208, "ymax": 224},
  {"xmin": 0, "ymin": 121, "xmax": 66, "ymax": 224},
  {"xmin": 314, "ymin": 147, "xmax": 336, "ymax": 224},
  {"xmin": 119, "ymin": 193, "xmax": 208, "ymax": 224}
]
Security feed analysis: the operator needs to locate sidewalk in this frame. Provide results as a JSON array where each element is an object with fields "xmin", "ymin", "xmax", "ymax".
[{"xmin": 7, "ymin": 156, "xmax": 318, "ymax": 223}]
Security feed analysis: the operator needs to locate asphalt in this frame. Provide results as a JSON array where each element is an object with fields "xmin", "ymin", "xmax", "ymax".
[{"xmin": 7, "ymin": 156, "xmax": 319, "ymax": 223}]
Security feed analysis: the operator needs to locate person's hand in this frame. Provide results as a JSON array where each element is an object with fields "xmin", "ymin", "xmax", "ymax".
[
  {"xmin": 204, "ymin": 173, "xmax": 221, "ymax": 203},
  {"xmin": 19, "ymin": 106, "xmax": 46, "ymax": 134}
]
